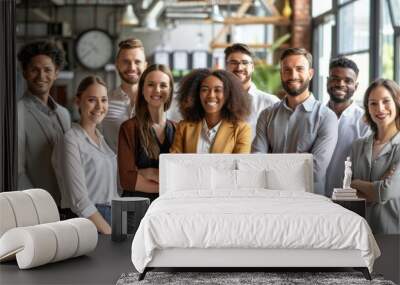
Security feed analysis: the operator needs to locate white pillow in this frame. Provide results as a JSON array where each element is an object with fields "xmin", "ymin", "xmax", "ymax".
[
  {"xmin": 167, "ymin": 162, "xmax": 212, "ymax": 191},
  {"xmin": 266, "ymin": 163, "xmax": 307, "ymax": 191},
  {"xmin": 237, "ymin": 169, "xmax": 267, "ymax": 189},
  {"xmin": 212, "ymin": 168, "xmax": 237, "ymax": 190}
]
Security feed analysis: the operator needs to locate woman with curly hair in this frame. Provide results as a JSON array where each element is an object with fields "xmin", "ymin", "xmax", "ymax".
[
  {"xmin": 170, "ymin": 69, "xmax": 251, "ymax": 153},
  {"xmin": 118, "ymin": 64, "xmax": 175, "ymax": 201},
  {"xmin": 350, "ymin": 79, "xmax": 400, "ymax": 234}
]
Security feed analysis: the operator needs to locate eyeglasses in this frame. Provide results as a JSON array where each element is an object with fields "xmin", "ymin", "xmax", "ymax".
[{"xmin": 226, "ymin": 60, "xmax": 253, "ymax": 67}]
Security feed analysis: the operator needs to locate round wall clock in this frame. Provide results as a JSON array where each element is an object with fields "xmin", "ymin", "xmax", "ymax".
[{"xmin": 75, "ymin": 29, "xmax": 113, "ymax": 70}]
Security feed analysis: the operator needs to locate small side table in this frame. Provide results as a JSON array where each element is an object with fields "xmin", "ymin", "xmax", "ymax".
[
  {"xmin": 332, "ymin": 198, "xmax": 366, "ymax": 218},
  {"xmin": 111, "ymin": 197, "xmax": 150, "ymax": 242}
]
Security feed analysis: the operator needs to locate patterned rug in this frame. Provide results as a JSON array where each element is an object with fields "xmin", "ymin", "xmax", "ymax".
[{"xmin": 116, "ymin": 271, "xmax": 396, "ymax": 285}]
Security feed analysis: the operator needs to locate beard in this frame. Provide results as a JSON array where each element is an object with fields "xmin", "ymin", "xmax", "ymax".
[
  {"xmin": 328, "ymin": 87, "xmax": 354, "ymax": 103},
  {"xmin": 233, "ymin": 71, "xmax": 251, "ymax": 85},
  {"xmin": 282, "ymin": 78, "xmax": 310, "ymax": 97},
  {"xmin": 118, "ymin": 70, "xmax": 140, "ymax": 85}
]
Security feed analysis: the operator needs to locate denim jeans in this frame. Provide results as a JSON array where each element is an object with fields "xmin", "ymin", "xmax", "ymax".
[{"xmin": 96, "ymin": 204, "xmax": 111, "ymax": 225}]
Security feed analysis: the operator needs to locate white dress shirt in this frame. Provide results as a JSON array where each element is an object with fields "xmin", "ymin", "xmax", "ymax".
[
  {"xmin": 196, "ymin": 120, "xmax": 222, "ymax": 153},
  {"xmin": 325, "ymin": 102, "xmax": 370, "ymax": 196},
  {"xmin": 101, "ymin": 86, "xmax": 135, "ymax": 153},
  {"xmin": 247, "ymin": 82, "xmax": 280, "ymax": 141},
  {"xmin": 53, "ymin": 123, "xmax": 118, "ymax": 218}
]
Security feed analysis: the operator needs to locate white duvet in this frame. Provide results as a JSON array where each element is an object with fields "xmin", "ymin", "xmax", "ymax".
[{"xmin": 131, "ymin": 190, "xmax": 380, "ymax": 273}]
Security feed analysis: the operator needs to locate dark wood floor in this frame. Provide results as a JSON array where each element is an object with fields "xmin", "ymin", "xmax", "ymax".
[{"xmin": 0, "ymin": 234, "xmax": 398, "ymax": 285}]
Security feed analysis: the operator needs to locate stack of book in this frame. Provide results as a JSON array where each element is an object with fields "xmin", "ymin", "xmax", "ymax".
[{"xmin": 332, "ymin": 188, "xmax": 358, "ymax": 200}]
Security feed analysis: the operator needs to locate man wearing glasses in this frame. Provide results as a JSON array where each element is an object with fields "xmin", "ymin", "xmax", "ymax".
[
  {"xmin": 325, "ymin": 57, "xmax": 369, "ymax": 196},
  {"xmin": 224, "ymin": 43, "xmax": 279, "ymax": 140}
]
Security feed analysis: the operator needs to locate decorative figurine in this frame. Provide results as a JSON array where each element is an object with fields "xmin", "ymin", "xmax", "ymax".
[{"xmin": 342, "ymin": 156, "xmax": 353, "ymax": 189}]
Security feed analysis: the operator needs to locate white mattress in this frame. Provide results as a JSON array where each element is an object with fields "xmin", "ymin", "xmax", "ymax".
[{"xmin": 131, "ymin": 190, "xmax": 380, "ymax": 273}]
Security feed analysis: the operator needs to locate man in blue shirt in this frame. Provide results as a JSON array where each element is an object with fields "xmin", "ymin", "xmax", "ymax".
[{"xmin": 252, "ymin": 48, "xmax": 338, "ymax": 195}]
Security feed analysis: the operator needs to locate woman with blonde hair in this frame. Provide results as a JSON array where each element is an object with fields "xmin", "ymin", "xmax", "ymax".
[
  {"xmin": 170, "ymin": 69, "xmax": 251, "ymax": 153},
  {"xmin": 118, "ymin": 64, "xmax": 175, "ymax": 201},
  {"xmin": 53, "ymin": 75, "xmax": 117, "ymax": 234},
  {"xmin": 351, "ymin": 79, "xmax": 400, "ymax": 234}
]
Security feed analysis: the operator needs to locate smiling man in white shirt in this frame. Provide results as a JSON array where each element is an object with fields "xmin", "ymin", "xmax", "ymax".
[
  {"xmin": 224, "ymin": 43, "xmax": 279, "ymax": 140},
  {"xmin": 102, "ymin": 38, "xmax": 147, "ymax": 152},
  {"xmin": 325, "ymin": 57, "xmax": 370, "ymax": 196}
]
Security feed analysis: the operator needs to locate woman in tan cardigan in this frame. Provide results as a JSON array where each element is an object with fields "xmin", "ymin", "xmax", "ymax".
[
  {"xmin": 118, "ymin": 64, "xmax": 175, "ymax": 201},
  {"xmin": 170, "ymin": 69, "xmax": 251, "ymax": 154}
]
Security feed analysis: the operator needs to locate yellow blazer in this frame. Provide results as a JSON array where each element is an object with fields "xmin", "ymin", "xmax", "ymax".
[{"xmin": 170, "ymin": 120, "xmax": 251, "ymax": 153}]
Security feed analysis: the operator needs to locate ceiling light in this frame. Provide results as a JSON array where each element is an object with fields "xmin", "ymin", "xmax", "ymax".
[
  {"xmin": 211, "ymin": 5, "xmax": 224, "ymax": 23},
  {"xmin": 121, "ymin": 4, "xmax": 139, "ymax": 26}
]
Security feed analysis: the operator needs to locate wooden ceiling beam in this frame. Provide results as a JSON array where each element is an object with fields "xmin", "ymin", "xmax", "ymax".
[
  {"xmin": 218, "ymin": 16, "xmax": 290, "ymax": 25},
  {"xmin": 210, "ymin": 0, "xmax": 252, "ymax": 47}
]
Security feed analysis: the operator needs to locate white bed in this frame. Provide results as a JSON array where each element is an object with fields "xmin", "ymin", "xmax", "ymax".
[{"xmin": 131, "ymin": 154, "xmax": 380, "ymax": 280}]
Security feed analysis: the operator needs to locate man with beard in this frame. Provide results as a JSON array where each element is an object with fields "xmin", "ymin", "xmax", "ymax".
[
  {"xmin": 17, "ymin": 41, "xmax": 71, "ymax": 206},
  {"xmin": 224, "ymin": 43, "xmax": 279, "ymax": 139},
  {"xmin": 102, "ymin": 38, "xmax": 147, "ymax": 152},
  {"xmin": 252, "ymin": 48, "xmax": 338, "ymax": 195},
  {"xmin": 325, "ymin": 57, "xmax": 369, "ymax": 196}
]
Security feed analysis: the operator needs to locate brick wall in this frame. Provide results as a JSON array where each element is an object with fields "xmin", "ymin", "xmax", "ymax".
[{"xmin": 291, "ymin": 0, "xmax": 311, "ymax": 51}]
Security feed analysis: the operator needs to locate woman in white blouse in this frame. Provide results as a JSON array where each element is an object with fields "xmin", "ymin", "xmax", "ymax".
[
  {"xmin": 350, "ymin": 79, "xmax": 400, "ymax": 234},
  {"xmin": 53, "ymin": 76, "xmax": 118, "ymax": 234}
]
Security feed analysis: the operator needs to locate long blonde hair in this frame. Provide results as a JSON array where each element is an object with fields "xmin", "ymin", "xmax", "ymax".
[{"xmin": 135, "ymin": 64, "xmax": 174, "ymax": 159}]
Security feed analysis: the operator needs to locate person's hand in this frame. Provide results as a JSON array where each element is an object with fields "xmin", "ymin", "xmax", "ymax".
[
  {"xmin": 381, "ymin": 164, "xmax": 397, "ymax": 180},
  {"xmin": 350, "ymin": 179, "xmax": 361, "ymax": 190},
  {"xmin": 101, "ymin": 223, "xmax": 112, "ymax": 235},
  {"xmin": 351, "ymin": 179, "xmax": 377, "ymax": 203}
]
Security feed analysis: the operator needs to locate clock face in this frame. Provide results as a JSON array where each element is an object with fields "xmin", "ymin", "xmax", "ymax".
[{"xmin": 75, "ymin": 29, "xmax": 113, "ymax": 70}]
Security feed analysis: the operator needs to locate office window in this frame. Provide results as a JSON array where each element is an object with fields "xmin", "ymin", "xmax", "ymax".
[
  {"xmin": 388, "ymin": 0, "xmax": 400, "ymax": 26},
  {"xmin": 381, "ymin": 0, "xmax": 394, "ymax": 79},
  {"xmin": 338, "ymin": 0, "xmax": 354, "ymax": 4},
  {"xmin": 338, "ymin": 0, "xmax": 370, "ymax": 54},
  {"xmin": 312, "ymin": 1, "xmax": 332, "ymax": 17},
  {"xmin": 347, "ymin": 53, "xmax": 370, "ymax": 104},
  {"xmin": 313, "ymin": 16, "xmax": 334, "ymax": 103}
]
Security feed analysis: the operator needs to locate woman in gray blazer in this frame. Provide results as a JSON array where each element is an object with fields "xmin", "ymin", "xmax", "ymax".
[{"xmin": 350, "ymin": 79, "xmax": 400, "ymax": 234}]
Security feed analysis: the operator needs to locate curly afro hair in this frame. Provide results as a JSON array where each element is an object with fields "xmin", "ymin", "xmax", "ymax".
[
  {"xmin": 177, "ymin": 69, "xmax": 251, "ymax": 123},
  {"xmin": 17, "ymin": 41, "xmax": 65, "ymax": 70}
]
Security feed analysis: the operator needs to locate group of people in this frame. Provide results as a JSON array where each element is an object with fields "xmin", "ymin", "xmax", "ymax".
[{"xmin": 17, "ymin": 38, "xmax": 399, "ymax": 235}]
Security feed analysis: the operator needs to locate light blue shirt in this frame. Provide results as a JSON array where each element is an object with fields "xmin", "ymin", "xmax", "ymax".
[
  {"xmin": 325, "ymin": 102, "xmax": 370, "ymax": 196},
  {"xmin": 351, "ymin": 132, "xmax": 400, "ymax": 234},
  {"xmin": 252, "ymin": 94, "xmax": 338, "ymax": 195}
]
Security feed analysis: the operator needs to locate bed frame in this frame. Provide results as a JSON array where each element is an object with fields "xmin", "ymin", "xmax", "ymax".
[
  {"xmin": 137, "ymin": 154, "xmax": 373, "ymax": 281},
  {"xmin": 139, "ymin": 248, "xmax": 371, "ymax": 280}
]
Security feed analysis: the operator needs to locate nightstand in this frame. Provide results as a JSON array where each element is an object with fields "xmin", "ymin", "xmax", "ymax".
[
  {"xmin": 111, "ymin": 197, "xmax": 150, "ymax": 242},
  {"xmin": 332, "ymin": 198, "xmax": 366, "ymax": 218}
]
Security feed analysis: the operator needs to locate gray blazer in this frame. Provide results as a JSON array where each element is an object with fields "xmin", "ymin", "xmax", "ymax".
[
  {"xmin": 18, "ymin": 94, "xmax": 71, "ymax": 205},
  {"xmin": 351, "ymin": 132, "xmax": 400, "ymax": 234}
]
